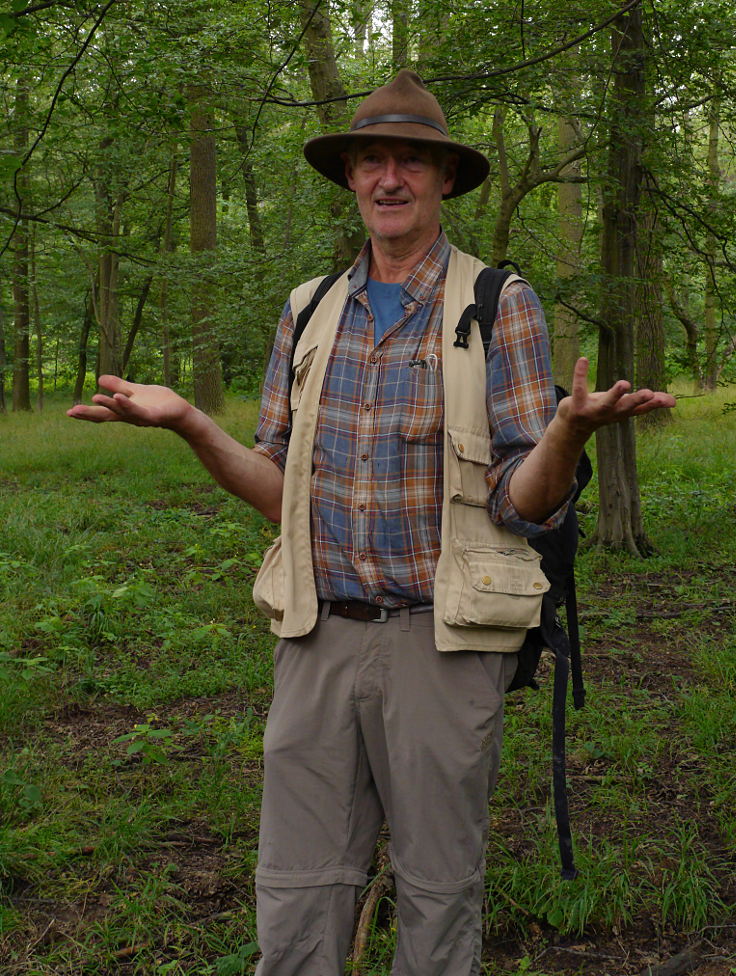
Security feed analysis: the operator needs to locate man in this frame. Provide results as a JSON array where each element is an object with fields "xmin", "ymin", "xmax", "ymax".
[{"xmin": 69, "ymin": 70, "xmax": 674, "ymax": 975}]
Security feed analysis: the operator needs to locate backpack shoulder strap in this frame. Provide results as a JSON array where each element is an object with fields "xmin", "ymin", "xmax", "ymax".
[
  {"xmin": 453, "ymin": 266, "xmax": 525, "ymax": 355},
  {"xmin": 474, "ymin": 267, "xmax": 524, "ymax": 358},
  {"xmin": 287, "ymin": 271, "xmax": 343, "ymax": 407},
  {"xmin": 291, "ymin": 271, "xmax": 343, "ymax": 356}
]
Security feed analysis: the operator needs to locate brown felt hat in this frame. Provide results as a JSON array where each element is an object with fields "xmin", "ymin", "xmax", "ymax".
[{"xmin": 303, "ymin": 70, "xmax": 490, "ymax": 199}]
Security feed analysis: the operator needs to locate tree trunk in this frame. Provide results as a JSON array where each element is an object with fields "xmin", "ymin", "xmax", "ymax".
[
  {"xmin": 298, "ymin": 0, "xmax": 363, "ymax": 268},
  {"xmin": 635, "ymin": 178, "xmax": 668, "ymax": 426},
  {"xmin": 122, "ymin": 276, "xmax": 153, "ymax": 377},
  {"xmin": 12, "ymin": 80, "xmax": 31, "ymax": 412},
  {"xmin": 667, "ymin": 284, "xmax": 702, "ymax": 393},
  {"xmin": 160, "ymin": 152, "xmax": 179, "ymax": 388},
  {"xmin": 0, "ymin": 291, "xmax": 7, "ymax": 413},
  {"xmin": 391, "ymin": 0, "xmax": 410, "ymax": 69},
  {"xmin": 94, "ymin": 136, "xmax": 123, "ymax": 379},
  {"xmin": 189, "ymin": 84, "xmax": 224, "ymax": 414},
  {"xmin": 30, "ymin": 222, "xmax": 43, "ymax": 411},
  {"xmin": 553, "ymin": 116, "xmax": 583, "ymax": 389},
  {"xmin": 73, "ymin": 292, "xmax": 94, "ymax": 405},
  {"xmin": 703, "ymin": 95, "xmax": 721, "ymax": 391},
  {"xmin": 593, "ymin": 1, "xmax": 649, "ymax": 556}
]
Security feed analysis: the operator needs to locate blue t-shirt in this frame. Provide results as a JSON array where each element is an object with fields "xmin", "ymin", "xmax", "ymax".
[{"xmin": 366, "ymin": 278, "xmax": 405, "ymax": 346}]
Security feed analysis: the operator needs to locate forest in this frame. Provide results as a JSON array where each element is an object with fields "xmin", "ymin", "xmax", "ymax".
[{"xmin": 1, "ymin": 0, "xmax": 736, "ymax": 974}]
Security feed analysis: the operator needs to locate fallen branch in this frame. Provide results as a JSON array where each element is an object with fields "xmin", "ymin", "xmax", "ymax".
[
  {"xmin": 639, "ymin": 942, "xmax": 702, "ymax": 976},
  {"xmin": 351, "ymin": 868, "xmax": 394, "ymax": 975}
]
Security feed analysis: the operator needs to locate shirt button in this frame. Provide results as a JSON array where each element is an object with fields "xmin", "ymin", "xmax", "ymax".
[
  {"xmin": 364, "ymin": 403, "xmax": 372, "ymax": 411},
  {"xmin": 375, "ymin": 595, "xmax": 384, "ymax": 604},
  {"xmin": 359, "ymin": 552, "xmax": 367, "ymax": 561},
  {"xmin": 370, "ymin": 356, "xmax": 378, "ymax": 365},
  {"xmin": 360, "ymin": 453, "xmax": 369, "ymax": 460},
  {"xmin": 358, "ymin": 504, "xmax": 366, "ymax": 511}
]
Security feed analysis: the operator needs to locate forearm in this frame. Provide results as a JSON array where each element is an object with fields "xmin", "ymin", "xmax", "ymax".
[
  {"xmin": 177, "ymin": 406, "xmax": 283, "ymax": 522},
  {"xmin": 508, "ymin": 413, "xmax": 587, "ymax": 524}
]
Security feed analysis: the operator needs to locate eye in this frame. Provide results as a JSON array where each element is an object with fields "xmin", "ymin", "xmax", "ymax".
[{"xmin": 403, "ymin": 153, "xmax": 428, "ymax": 171}]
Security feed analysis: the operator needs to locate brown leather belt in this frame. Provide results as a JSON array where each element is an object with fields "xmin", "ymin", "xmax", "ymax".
[{"xmin": 321, "ymin": 600, "xmax": 433, "ymax": 623}]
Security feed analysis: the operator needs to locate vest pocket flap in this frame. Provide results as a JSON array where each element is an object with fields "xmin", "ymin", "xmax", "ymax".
[
  {"xmin": 448, "ymin": 428, "xmax": 492, "ymax": 465},
  {"xmin": 290, "ymin": 344, "xmax": 318, "ymax": 411},
  {"xmin": 465, "ymin": 548, "xmax": 549, "ymax": 597},
  {"xmin": 443, "ymin": 545, "xmax": 549, "ymax": 630}
]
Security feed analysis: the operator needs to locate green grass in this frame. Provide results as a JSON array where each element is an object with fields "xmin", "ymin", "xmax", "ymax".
[{"xmin": 0, "ymin": 388, "xmax": 735, "ymax": 973}]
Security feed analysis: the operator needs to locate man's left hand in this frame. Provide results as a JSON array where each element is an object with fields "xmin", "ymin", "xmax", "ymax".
[{"xmin": 555, "ymin": 357, "xmax": 676, "ymax": 443}]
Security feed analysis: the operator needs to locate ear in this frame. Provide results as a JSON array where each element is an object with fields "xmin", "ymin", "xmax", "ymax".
[
  {"xmin": 342, "ymin": 152, "xmax": 356, "ymax": 191},
  {"xmin": 442, "ymin": 152, "xmax": 459, "ymax": 196}
]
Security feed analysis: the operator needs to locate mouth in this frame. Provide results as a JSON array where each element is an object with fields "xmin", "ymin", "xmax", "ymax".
[{"xmin": 375, "ymin": 198, "xmax": 409, "ymax": 208}]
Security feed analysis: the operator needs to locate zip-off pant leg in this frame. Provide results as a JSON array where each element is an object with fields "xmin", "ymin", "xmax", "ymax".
[{"xmin": 255, "ymin": 612, "xmax": 516, "ymax": 976}]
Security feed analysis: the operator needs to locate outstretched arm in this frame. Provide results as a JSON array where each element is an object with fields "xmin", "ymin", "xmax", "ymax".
[
  {"xmin": 67, "ymin": 375, "xmax": 283, "ymax": 522},
  {"xmin": 508, "ymin": 357, "xmax": 675, "ymax": 524}
]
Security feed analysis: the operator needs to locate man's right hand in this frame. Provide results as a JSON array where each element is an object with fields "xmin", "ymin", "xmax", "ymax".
[
  {"xmin": 67, "ymin": 375, "xmax": 194, "ymax": 433},
  {"xmin": 67, "ymin": 374, "xmax": 284, "ymax": 522}
]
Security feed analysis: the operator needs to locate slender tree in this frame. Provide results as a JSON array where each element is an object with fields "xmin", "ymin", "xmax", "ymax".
[{"xmin": 188, "ymin": 82, "xmax": 224, "ymax": 414}]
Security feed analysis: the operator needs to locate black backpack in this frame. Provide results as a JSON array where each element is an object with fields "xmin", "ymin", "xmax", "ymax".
[
  {"xmin": 456, "ymin": 264, "xmax": 592, "ymax": 880},
  {"xmin": 289, "ymin": 263, "xmax": 592, "ymax": 879}
]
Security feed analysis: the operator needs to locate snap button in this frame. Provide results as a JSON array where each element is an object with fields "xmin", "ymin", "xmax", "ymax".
[
  {"xmin": 482, "ymin": 575, "xmax": 492, "ymax": 586},
  {"xmin": 533, "ymin": 582, "xmax": 544, "ymax": 590},
  {"xmin": 458, "ymin": 443, "xmax": 465, "ymax": 453}
]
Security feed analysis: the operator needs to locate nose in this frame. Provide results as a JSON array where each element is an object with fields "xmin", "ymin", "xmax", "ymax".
[{"xmin": 379, "ymin": 156, "xmax": 403, "ymax": 190}]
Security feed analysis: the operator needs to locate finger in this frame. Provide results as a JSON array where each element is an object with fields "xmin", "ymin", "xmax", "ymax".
[
  {"xmin": 97, "ymin": 374, "xmax": 135, "ymax": 397},
  {"xmin": 570, "ymin": 357, "xmax": 590, "ymax": 403},
  {"xmin": 66, "ymin": 404, "xmax": 121, "ymax": 423}
]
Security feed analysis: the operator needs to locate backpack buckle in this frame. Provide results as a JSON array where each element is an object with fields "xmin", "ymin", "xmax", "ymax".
[{"xmin": 454, "ymin": 303, "xmax": 476, "ymax": 349}]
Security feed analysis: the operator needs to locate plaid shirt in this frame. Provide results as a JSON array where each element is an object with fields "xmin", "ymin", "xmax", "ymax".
[{"xmin": 254, "ymin": 232, "xmax": 567, "ymax": 607}]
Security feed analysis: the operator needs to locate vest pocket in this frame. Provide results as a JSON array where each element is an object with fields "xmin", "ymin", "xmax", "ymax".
[
  {"xmin": 252, "ymin": 536, "xmax": 285, "ymax": 621},
  {"xmin": 443, "ymin": 544, "xmax": 549, "ymax": 630},
  {"xmin": 447, "ymin": 427, "xmax": 492, "ymax": 507},
  {"xmin": 290, "ymin": 345, "xmax": 318, "ymax": 414}
]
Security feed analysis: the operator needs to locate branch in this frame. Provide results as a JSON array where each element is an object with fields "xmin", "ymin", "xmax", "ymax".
[
  {"xmin": 555, "ymin": 295, "xmax": 613, "ymax": 334},
  {"xmin": 9, "ymin": 0, "xmax": 69, "ymax": 15},
  {"xmin": 261, "ymin": 0, "xmax": 643, "ymax": 110},
  {"xmin": 1, "ymin": 0, "xmax": 122, "ymax": 260},
  {"xmin": 0, "ymin": 206, "xmax": 154, "ymax": 266}
]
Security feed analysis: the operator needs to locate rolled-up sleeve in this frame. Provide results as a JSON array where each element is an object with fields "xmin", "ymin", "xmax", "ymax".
[
  {"xmin": 252, "ymin": 301, "xmax": 294, "ymax": 472},
  {"xmin": 485, "ymin": 281, "xmax": 575, "ymax": 537}
]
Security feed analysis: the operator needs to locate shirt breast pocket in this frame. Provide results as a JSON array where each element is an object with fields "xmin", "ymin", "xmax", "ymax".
[{"xmin": 398, "ymin": 365, "xmax": 443, "ymax": 442}]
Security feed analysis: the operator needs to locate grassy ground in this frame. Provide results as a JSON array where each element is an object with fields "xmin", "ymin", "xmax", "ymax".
[{"xmin": 0, "ymin": 388, "xmax": 734, "ymax": 975}]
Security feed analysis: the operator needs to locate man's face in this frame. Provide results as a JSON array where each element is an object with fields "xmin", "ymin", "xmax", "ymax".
[{"xmin": 343, "ymin": 140, "xmax": 457, "ymax": 250}]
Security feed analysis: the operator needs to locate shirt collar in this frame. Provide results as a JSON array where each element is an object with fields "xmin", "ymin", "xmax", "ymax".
[{"xmin": 347, "ymin": 230, "xmax": 450, "ymax": 304}]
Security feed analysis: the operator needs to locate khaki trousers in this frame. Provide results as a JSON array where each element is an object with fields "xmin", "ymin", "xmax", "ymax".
[{"xmin": 254, "ymin": 610, "xmax": 516, "ymax": 976}]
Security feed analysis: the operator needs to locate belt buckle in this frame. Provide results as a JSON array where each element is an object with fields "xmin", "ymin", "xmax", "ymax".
[{"xmin": 373, "ymin": 607, "xmax": 389, "ymax": 623}]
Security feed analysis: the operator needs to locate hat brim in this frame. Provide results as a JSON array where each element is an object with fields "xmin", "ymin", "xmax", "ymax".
[{"xmin": 303, "ymin": 126, "xmax": 490, "ymax": 199}]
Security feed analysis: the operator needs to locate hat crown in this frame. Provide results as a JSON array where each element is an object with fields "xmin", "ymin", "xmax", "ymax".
[{"xmin": 350, "ymin": 69, "xmax": 449, "ymax": 136}]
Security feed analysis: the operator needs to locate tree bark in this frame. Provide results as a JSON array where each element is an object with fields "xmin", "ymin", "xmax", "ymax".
[
  {"xmin": 666, "ymin": 283, "xmax": 702, "ymax": 392},
  {"xmin": 189, "ymin": 83, "xmax": 225, "ymax": 414},
  {"xmin": 703, "ymin": 94, "xmax": 721, "ymax": 391},
  {"xmin": 635, "ymin": 176, "xmax": 668, "ymax": 426},
  {"xmin": 12, "ymin": 80, "xmax": 31, "ymax": 412},
  {"xmin": 553, "ymin": 116, "xmax": 583, "ymax": 389},
  {"xmin": 30, "ymin": 222, "xmax": 43, "ymax": 410},
  {"xmin": 593, "ymin": 2, "xmax": 649, "ymax": 555},
  {"xmin": 298, "ymin": 0, "xmax": 363, "ymax": 268},
  {"xmin": 391, "ymin": 0, "xmax": 410, "ymax": 69},
  {"xmin": 72, "ymin": 291, "xmax": 94, "ymax": 405},
  {"xmin": 0, "ymin": 290, "xmax": 7, "ymax": 414},
  {"xmin": 94, "ymin": 135, "xmax": 123, "ymax": 379},
  {"xmin": 122, "ymin": 276, "xmax": 153, "ymax": 377},
  {"xmin": 160, "ymin": 152, "xmax": 179, "ymax": 388}
]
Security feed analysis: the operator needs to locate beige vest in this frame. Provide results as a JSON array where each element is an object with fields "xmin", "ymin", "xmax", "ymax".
[{"xmin": 252, "ymin": 245, "xmax": 549, "ymax": 652}]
